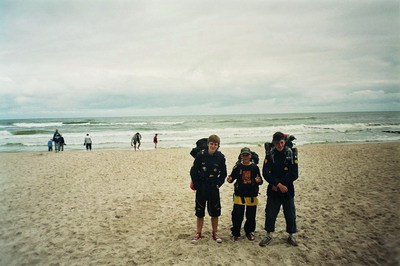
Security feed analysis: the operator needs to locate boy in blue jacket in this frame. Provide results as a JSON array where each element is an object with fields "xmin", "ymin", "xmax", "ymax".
[
  {"xmin": 190, "ymin": 135, "xmax": 227, "ymax": 243},
  {"xmin": 259, "ymin": 132, "xmax": 299, "ymax": 247}
]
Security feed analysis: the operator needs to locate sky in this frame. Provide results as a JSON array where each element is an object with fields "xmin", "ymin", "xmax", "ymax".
[{"xmin": 0, "ymin": 0, "xmax": 399, "ymax": 119}]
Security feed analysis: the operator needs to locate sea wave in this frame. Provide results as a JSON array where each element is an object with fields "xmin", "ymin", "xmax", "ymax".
[
  {"xmin": 1, "ymin": 112, "xmax": 399, "ymax": 152},
  {"xmin": 13, "ymin": 122, "xmax": 63, "ymax": 128},
  {"xmin": 150, "ymin": 121, "xmax": 184, "ymax": 125},
  {"xmin": 12, "ymin": 130, "xmax": 52, "ymax": 135},
  {"xmin": 63, "ymin": 122, "xmax": 91, "ymax": 126},
  {"xmin": 2, "ymin": 143, "xmax": 25, "ymax": 146},
  {"xmin": 0, "ymin": 131, "xmax": 12, "ymax": 136},
  {"xmin": 114, "ymin": 122, "xmax": 148, "ymax": 126}
]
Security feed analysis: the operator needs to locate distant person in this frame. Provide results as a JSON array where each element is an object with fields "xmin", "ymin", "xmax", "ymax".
[
  {"xmin": 190, "ymin": 135, "xmax": 227, "ymax": 244},
  {"xmin": 259, "ymin": 131, "xmax": 299, "ymax": 247},
  {"xmin": 47, "ymin": 139, "xmax": 53, "ymax": 152},
  {"xmin": 53, "ymin": 129, "xmax": 62, "ymax": 153},
  {"xmin": 131, "ymin": 132, "xmax": 142, "ymax": 151},
  {"xmin": 60, "ymin": 135, "xmax": 66, "ymax": 151},
  {"xmin": 84, "ymin": 134, "xmax": 92, "ymax": 151},
  {"xmin": 153, "ymin": 134, "xmax": 158, "ymax": 149},
  {"xmin": 226, "ymin": 147, "xmax": 263, "ymax": 242}
]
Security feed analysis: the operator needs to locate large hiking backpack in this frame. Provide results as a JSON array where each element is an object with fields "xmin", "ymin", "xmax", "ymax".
[
  {"xmin": 190, "ymin": 138, "xmax": 208, "ymax": 158},
  {"xmin": 236, "ymin": 151, "xmax": 260, "ymax": 165},
  {"xmin": 264, "ymin": 134, "xmax": 297, "ymax": 164}
]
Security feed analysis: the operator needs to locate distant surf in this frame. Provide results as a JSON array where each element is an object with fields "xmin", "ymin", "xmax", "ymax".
[{"xmin": 0, "ymin": 111, "xmax": 399, "ymax": 152}]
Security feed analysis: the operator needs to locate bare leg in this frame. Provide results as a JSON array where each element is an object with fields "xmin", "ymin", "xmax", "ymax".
[
  {"xmin": 211, "ymin": 216, "xmax": 218, "ymax": 232},
  {"xmin": 196, "ymin": 217, "xmax": 204, "ymax": 233}
]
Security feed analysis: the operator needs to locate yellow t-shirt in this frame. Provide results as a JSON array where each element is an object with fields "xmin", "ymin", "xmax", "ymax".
[{"xmin": 233, "ymin": 195, "xmax": 258, "ymax": 206}]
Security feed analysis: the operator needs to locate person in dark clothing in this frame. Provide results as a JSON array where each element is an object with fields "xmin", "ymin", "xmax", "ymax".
[
  {"xmin": 153, "ymin": 134, "xmax": 158, "ymax": 149},
  {"xmin": 60, "ymin": 135, "xmax": 66, "ymax": 151},
  {"xmin": 53, "ymin": 129, "xmax": 62, "ymax": 153},
  {"xmin": 131, "ymin": 132, "xmax": 142, "ymax": 151},
  {"xmin": 190, "ymin": 135, "xmax": 227, "ymax": 244},
  {"xmin": 259, "ymin": 131, "xmax": 299, "ymax": 247},
  {"xmin": 227, "ymin": 147, "xmax": 263, "ymax": 242}
]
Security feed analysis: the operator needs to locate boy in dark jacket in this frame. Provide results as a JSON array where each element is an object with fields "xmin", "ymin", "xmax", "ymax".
[
  {"xmin": 227, "ymin": 147, "xmax": 263, "ymax": 241},
  {"xmin": 259, "ymin": 132, "xmax": 299, "ymax": 247},
  {"xmin": 190, "ymin": 135, "xmax": 227, "ymax": 243}
]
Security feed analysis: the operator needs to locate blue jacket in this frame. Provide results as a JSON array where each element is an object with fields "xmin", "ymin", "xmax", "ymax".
[
  {"xmin": 190, "ymin": 149, "xmax": 227, "ymax": 190},
  {"xmin": 262, "ymin": 146, "xmax": 298, "ymax": 198}
]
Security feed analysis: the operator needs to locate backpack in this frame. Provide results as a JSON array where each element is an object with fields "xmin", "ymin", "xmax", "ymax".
[
  {"xmin": 264, "ymin": 134, "xmax": 297, "ymax": 164},
  {"xmin": 236, "ymin": 151, "xmax": 260, "ymax": 165},
  {"xmin": 190, "ymin": 138, "xmax": 208, "ymax": 158}
]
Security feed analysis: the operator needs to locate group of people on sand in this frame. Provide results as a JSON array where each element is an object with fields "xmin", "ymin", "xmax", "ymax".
[
  {"xmin": 131, "ymin": 132, "xmax": 158, "ymax": 150},
  {"xmin": 190, "ymin": 132, "xmax": 299, "ymax": 247},
  {"xmin": 48, "ymin": 130, "xmax": 92, "ymax": 152},
  {"xmin": 48, "ymin": 130, "xmax": 158, "ymax": 152},
  {"xmin": 48, "ymin": 129, "xmax": 66, "ymax": 152}
]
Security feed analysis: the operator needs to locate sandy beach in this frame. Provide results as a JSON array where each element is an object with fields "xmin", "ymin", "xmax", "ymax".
[{"xmin": 0, "ymin": 142, "xmax": 399, "ymax": 265}]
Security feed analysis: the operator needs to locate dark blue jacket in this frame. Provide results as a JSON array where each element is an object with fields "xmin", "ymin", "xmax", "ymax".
[
  {"xmin": 53, "ymin": 132, "xmax": 61, "ymax": 143},
  {"xmin": 230, "ymin": 162, "xmax": 262, "ymax": 197},
  {"xmin": 190, "ymin": 149, "xmax": 227, "ymax": 190},
  {"xmin": 262, "ymin": 146, "xmax": 298, "ymax": 198}
]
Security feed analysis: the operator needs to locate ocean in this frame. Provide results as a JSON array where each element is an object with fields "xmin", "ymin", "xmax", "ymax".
[{"xmin": 0, "ymin": 112, "xmax": 399, "ymax": 153}]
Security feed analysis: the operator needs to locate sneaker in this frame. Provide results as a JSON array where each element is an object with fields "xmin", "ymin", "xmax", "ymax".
[
  {"xmin": 259, "ymin": 234, "xmax": 272, "ymax": 247},
  {"xmin": 191, "ymin": 233, "xmax": 203, "ymax": 244},
  {"xmin": 287, "ymin": 235, "xmax": 298, "ymax": 246},
  {"xmin": 212, "ymin": 231, "xmax": 222, "ymax": 243},
  {"xmin": 231, "ymin": 235, "xmax": 239, "ymax": 242},
  {"xmin": 246, "ymin": 232, "xmax": 255, "ymax": 241}
]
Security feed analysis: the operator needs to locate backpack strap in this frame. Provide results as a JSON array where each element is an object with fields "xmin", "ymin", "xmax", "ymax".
[
  {"xmin": 285, "ymin": 147, "xmax": 294, "ymax": 164},
  {"xmin": 270, "ymin": 146, "xmax": 294, "ymax": 165}
]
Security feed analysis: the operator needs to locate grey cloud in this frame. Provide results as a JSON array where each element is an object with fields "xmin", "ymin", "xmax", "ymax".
[{"xmin": 0, "ymin": 0, "xmax": 399, "ymax": 118}]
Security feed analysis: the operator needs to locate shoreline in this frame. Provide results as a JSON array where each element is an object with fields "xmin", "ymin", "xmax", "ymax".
[
  {"xmin": 1, "ymin": 140, "xmax": 400, "ymax": 154},
  {"xmin": 1, "ymin": 142, "xmax": 399, "ymax": 265}
]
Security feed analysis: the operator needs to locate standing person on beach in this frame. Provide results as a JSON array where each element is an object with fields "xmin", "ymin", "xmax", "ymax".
[
  {"xmin": 53, "ymin": 129, "xmax": 62, "ymax": 153},
  {"xmin": 153, "ymin": 134, "xmax": 158, "ymax": 149},
  {"xmin": 259, "ymin": 131, "xmax": 299, "ymax": 247},
  {"xmin": 47, "ymin": 139, "xmax": 53, "ymax": 152},
  {"xmin": 131, "ymin": 132, "xmax": 142, "ymax": 150},
  {"xmin": 227, "ymin": 147, "xmax": 263, "ymax": 242},
  {"xmin": 190, "ymin": 135, "xmax": 227, "ymax": 243},
  {"xmin": 60, "ymin": 135, "xmax": 66, "ymax": 151},
  {"xmin": 84, "ymin": 134, "xmax": 92, "ymax": 151}
]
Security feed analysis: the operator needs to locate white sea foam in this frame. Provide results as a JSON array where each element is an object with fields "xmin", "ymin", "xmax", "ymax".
[
  {"xmin": 0, "ymin": 131, "xmax": 12, "ymax": 136},
  {"xmin": 0, "ymin": 112, "xmax": 399, "ymax": 152},
  {"xmin": 150, "ymin": 121, "xmax": 184, "ymax": 125},
  {"xmin": 14, "ymin": 122, "xmax": 63, "ymax": 128}
]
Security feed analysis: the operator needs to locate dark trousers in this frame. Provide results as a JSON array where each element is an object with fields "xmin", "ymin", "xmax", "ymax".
[
  {"xmin": 265, "ymin": 196, "xmax": 297, "ymax": 234},
  {"xmin": 231, "ymin": 204, "xmax": 257, "ymax": 237},
  {"xmin": 195, "ymin": 188, "xmax": 221, "ymax": 217}
]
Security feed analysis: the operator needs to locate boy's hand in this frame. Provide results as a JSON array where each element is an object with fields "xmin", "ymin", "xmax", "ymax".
[
  {"xmin": 190, "ymin": 182, "xmax": 196, "ymax": 191},
  {"xmin": 255, "ymin": 175, "xmax": 262, "ymax": 183},
  {"xmin": 277, "ymin": 183, "xmax": 288, "ymax": 193},
  {"xmin": 226, "ymin": 176, "xmax": 233, "ymax": 183}
]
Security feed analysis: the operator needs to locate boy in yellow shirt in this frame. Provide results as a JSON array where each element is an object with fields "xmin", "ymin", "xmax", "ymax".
[{"xmin": 227, "ymin": 147, "xmax": 263, "ymax": 241}]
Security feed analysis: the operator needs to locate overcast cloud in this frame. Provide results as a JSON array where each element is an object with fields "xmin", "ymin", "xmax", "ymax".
[{"xmin": 0, "ymin": 0, "xmax": 399, "ymax": 119}]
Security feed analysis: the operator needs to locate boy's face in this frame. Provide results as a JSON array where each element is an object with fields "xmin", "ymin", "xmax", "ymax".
[
  {"xmin": 207, "ymin": 141, "xmax": 219, "ymax": 154},
  {"xmin": 240, "ymin": 153, "xmax": 251, "ymax": 163},
  {"xmin": 273, "ymin": 139, "xmax": 286, "ymax": 152}
]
